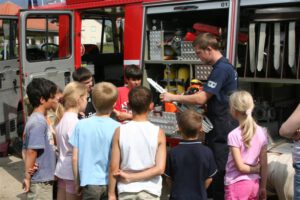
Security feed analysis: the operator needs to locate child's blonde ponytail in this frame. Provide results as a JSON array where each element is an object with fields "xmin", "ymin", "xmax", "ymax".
[{"xmin": 229, "ymin": 91, "xmax": 257, "ymax": 148}]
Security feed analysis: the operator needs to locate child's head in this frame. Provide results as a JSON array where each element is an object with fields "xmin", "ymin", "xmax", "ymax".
[
  {"xmin": 92, "ymin": 82, "xmax": 118, "ymax": 115},
  {"xmin": 124, "ymin": 65, "xmax": 142, "ymax": 89},
  {"xmin": 62, "ymin": 82, "xmax": 88, "ymax": 112},
  {"xmin": 229, "ymin": 90, "xmax": 254, "ymax": 116},
  {"xmin": 128, "ymin": 86, "xmax": 153, "ymax": 115},
  {"xmin": 229, "ymin": 90, "xmax": 257, "ymax": 148},
  {"xmin": 72, "ymin": 67, "xmax": 93, "ymax": 93},
  {"xmin": 177, "ymin": 109, "xmax": 203, "ymax": 139},
  {"xmin": 26, "ymin": 78, "xmax": 58, "ymax": 109}
]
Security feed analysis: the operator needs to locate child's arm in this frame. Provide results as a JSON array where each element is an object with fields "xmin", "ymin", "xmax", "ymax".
[
  {"xmin": 116, "ymin": 129, "xmax": 166, "ymax": 183},
  {"xmin": 259, "ymin": 145, "xmax": 268, "ymax": 200},
  {"xmin": 72, "ymin": 147, "xmax": 81, "ymax": 195},
  {"xmin": 204, "ymin": 177, "xmax": 213, "ymax": 189},
  {"xmin": 113, "ymin": 109, "xmax": 133, "ymax": 121},
  {"xmin": 23, "ymin": 149, "xmax": 37, "ymax": 192},
  {"xmin": 108, "ymin": 128, "xmax": 121, "ymax": 200},
  {"xmin": 279, "ymin": 104, "xmax": 300, "ymax": 139},
  {"xmin": 230, "ymin": 146, "xmax": 260, "ymax": 174}
]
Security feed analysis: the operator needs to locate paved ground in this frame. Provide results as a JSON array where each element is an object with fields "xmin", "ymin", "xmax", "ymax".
[
  {"xmin": 0, "ymin": 154, "xmax": 279, "ymax": 200},
  {"xmin": 0, "ymin": 154, "xmax": 170, "ymax": 200},
  {"xmin": 0, "ymin": 155, "xmax": 26, "ymax": 200}
]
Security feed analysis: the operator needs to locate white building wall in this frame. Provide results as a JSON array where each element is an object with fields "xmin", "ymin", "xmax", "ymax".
[{"xmin": 81, "ymin": 19, "xmax": 102, "ymax": 45}]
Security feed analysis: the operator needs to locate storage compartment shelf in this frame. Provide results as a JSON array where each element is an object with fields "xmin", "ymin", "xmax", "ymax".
[
  {"xmin": 239, "ymin": 77, "xmax": 300, "ymax": 84},
  {"xmin": 144, "ymin": 60, "xmax": 202, "ymax": 65}
]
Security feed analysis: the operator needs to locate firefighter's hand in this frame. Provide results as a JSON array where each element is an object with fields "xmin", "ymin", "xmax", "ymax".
[
  {"xmin": 160, "ymin": 92, "xmax": 176, "ymax": 102},
  {"xmin": 22, "ymin": 178, "xmax": 31, "ymax": 193}
]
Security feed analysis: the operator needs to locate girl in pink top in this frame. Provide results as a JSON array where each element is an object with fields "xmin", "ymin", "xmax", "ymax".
[
  {"xmin": 55, "ymin": 82, "xmax": 87, "ymax": 200},
  {"xmin": 225, "ymin": 90, "xmax": 268, "ymax": 200}
]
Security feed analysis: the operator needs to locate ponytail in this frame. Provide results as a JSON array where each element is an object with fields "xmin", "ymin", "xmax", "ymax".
[
  {"xmin": 54, "ymin": 103, "xmax": 64, "ymax": 126},
  {"xmin": 229, "ymin": 90, "xmax": 257, "ymax": 148},
  {"xmin": 240, "ymin": 111, "xmax": 257, "ymax": 148}
]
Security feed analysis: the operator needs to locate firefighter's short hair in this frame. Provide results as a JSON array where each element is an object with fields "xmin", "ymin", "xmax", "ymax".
[
  {"xmin": 72, "ymin": 67, "xmax": 92, "ymax": 82},
  {"xmin": 26, "ymin": 78, "xmax": 58, "ymax": 108},
  {"xmin": 124, "ymin": 65, "xmax": 142, "ymax": 80},
  {"xmin": 128, "ymin": 86, "xmax": 152, "ymax": 115},
  {"xmin": 177, "ymin": 109, "xmax": 203, "ymax": 138},
  {"xmin": 92, "ymin": 82, "xmax": 118, "ymax": 115},
  {"xmin": 193, "ymin": 32, "xmax": 220, "ymax": 50}
]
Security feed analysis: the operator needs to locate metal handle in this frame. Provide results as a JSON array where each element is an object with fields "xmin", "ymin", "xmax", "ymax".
[{"xmin": 174, "ymin": 5, "xmax": 198, "ymax": 11}]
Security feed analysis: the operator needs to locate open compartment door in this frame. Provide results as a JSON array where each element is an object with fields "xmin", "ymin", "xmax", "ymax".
[
  {"xmin": 19, "ymin": 10, "xmax": 74, "ymax": 93},
  {"xmin": 0, "ymin": 16, "xmax": 20, "ymax": 145}
]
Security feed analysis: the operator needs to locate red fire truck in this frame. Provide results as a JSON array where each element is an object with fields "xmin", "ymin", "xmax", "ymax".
[
  {"xmin": 0, "ymin": 0, "xmax": 299, "ymax": 197},
  {"xmin": 17, "ymin": 0, "xmax": 299, "ymax": 132}
]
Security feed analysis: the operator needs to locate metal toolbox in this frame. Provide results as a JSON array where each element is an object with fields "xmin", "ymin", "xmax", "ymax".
[
  {"xmin": 148, "ymin": 111, "xmax": 179, "ymax": 136},
  {"xmin": 178, "ymin": 41, "xmax": 200, "ymax": 61},
  {"xmin": 149, "ymin": 31, "xmax": 164, "ymax": 60}
]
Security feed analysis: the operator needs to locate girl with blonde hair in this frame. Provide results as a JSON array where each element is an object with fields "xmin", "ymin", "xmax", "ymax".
[
  {"xmin": 225, "ymin": 90, "xmax": 268, "ymax": 200},
  {"xmin": 54, "ymin": 81, "xmax": 88, "ymax": 200}
]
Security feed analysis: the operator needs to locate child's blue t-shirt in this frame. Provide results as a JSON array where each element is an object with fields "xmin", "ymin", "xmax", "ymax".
[
  {"xmin": 69, "ymin": 116, "xmax": 120, "ymax": 186},
  {"xmin": 23, "ymin": 112, "xmax": 56, "ymax": 182}
]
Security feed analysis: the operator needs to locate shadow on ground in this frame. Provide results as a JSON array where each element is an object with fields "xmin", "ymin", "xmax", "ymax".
[{"xmin": 0, "ymin": 155, "xmax": 26, "ymax": 199}]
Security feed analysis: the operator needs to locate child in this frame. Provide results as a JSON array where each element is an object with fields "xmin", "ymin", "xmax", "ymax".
[
  {"xmin": 225, "ymin": 90, "xmax": 268, "ymax": 200},
  {"xmin": 113, "ymin": 65, "xmax": 142, "ymax": 122},
  {"xmin": 22, "ymin": 78, "xmax": 58, "ymax": 199},
  {"xmin": 165, "ymin": 109, "xmax": 217, "ymax": 200},
  {"xmin": 55, "ymin": 82, "xmax": 88, "ymax": 200},
  {"xmin": 72, "ymin": 67, "xmax": 96, "ymax": 118},
  {"xmin": 109, "ymin": 86, "xmax": 166, "ymax": 200},
  {"xmin": 279, "ymin": 104, "xmax": 300, "ymax": 199},
  {"xmin": 69, "ymin": 82, "xmax": 120, "ymax": 199}
]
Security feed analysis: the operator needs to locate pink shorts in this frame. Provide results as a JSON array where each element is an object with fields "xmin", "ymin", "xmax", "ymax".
[
  {"xmin": 57, "ymin": 178, "xmax": 76, "ymax": 194},
  {"xmin": 225, "ymin": 179, "xmax": 259, "ymax": 200}
]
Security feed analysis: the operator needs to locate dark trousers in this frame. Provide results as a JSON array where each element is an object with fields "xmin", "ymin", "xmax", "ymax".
[
  {"xmin": 82, "ymin": 185, "xmax": 108, "ymax": 200},
  {"xmin": 211, "ymin": 170, "xmax": 225, "ymax": 200}
]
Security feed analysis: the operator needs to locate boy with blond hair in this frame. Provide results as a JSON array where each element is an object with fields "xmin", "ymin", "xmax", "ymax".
[
  {"xmin": 109, "ymin": 86, "xmax": 166, "ymax": 200},
  {"xmin": 69, "ymin": 82, "xmax": 120, "ymax": 200}
]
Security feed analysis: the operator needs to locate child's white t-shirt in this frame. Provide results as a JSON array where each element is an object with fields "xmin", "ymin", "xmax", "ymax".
[{"xmin": 118, "ymin": 121, "xmax": 161, "ymax": 196}]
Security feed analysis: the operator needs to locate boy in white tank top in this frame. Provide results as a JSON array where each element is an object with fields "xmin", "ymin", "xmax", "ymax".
[{"xmin": 108, "ymin": 86, "xmax": 166, "ymax": 200}]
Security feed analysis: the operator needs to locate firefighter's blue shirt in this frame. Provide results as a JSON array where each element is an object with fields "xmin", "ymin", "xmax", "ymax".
[
  {"xmin": 203, "ymin": 56, "xmax": 238, "ymax": 170},
  {"xmin": 203, "ymin": 56, "xmax": 237, "ymax": 108}
]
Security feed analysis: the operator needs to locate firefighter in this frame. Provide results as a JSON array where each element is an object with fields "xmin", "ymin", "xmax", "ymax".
[{"xmin": 161, "ymin": 32, "xmax": 238, "ymax": 200}]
